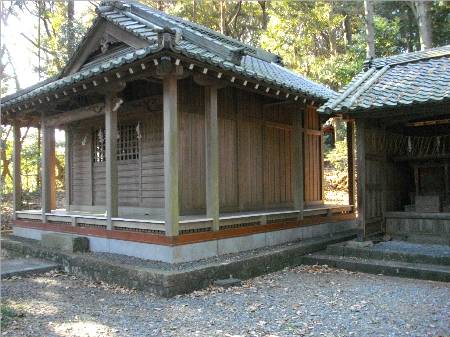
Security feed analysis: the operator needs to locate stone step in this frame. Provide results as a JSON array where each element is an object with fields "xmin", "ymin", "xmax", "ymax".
[
  {"xmin": 300, "ymin": 253, "xmax": 450, "ymax": 282},
  {"xmin": 325, "ymin": 241, "xmax": 450, "ymax": 266},
  {"xmin": 1, "ymin": 257, "xmax": 60, "ymax": 279}
]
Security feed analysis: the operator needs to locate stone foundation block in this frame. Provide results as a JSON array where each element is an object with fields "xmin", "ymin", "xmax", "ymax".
[{"xmin": 41, "ymin": 233, "xmax": 89, "ymax": 253}]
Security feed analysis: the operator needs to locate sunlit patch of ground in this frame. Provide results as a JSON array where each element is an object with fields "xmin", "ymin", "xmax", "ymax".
[{"xmin": 51, "ymin": 321, "xmax": 118, "ymax": 337}]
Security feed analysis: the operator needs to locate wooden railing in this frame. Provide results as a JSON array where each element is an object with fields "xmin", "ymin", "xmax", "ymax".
[{"xmin": 15, "ymin": 205, "xmax": 354, "ymax": 236}]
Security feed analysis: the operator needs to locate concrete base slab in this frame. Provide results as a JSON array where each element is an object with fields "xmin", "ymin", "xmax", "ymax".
[
  {"xmin": 326, "ymin": 240, "xmax": 450, "ymax": 266},
  {"xmin": 13, "ymin": 219, "xmax": 357, "ymax": 263},
  {"xmin": 1, "ymin": 256, "xmax": 60, "ymax": 278},
  {"xmin": 1, "ymin": 229, "xmax": 356, "ymax": 297},
  {"xmin": 301, "ymin": 253, "xmax": 450, "ymax": 282},
  {"xmin": 302, "ymin": 239, "xmax": 450, "ymax": 282}
]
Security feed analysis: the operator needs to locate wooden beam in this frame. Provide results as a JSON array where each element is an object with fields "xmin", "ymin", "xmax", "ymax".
[
  {"xmin": 205, "ymin": 86, "xmax": 220, "ymax": 231},
  {"xmin": 292, "ymin": 109, "xmax": 304, "ymax": 219},
  {"xmin": 163, "ymin": 74, "xmax": 179, "ymax": 236},
  {"xmin": 41, "ymin": 116, "xmax": 55, "ymax": 220},
  {"xmin": 12, "ymin": 120, "xmax": 22, "ymax": 218},
  {"xmin": 64, "ymin": 127, "xmax": 71, "ymax": 210},
  {"xmin": 347, "ymin": 121, "xmax": 355, "ymax": 206},
  {"xmin": 105, "ymin": 23, "xmax": 149, "ymax": 49},
  {"xmin": 355, "ymin": 119, "xmax": 366, "ymax": 239},
  {"xmin": 105, "ymin": 94, "xmax": 119, "ymax": 228},
  {"xmin": 45, "ymin": 103, "xmax": 105, "ymax": 127},
  {"xmin": 193, "ymin": 74, "xmax": 227, "ymax": 89}
]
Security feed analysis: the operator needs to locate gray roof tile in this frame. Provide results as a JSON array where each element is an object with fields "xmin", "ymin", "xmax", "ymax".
[
  {"xmin": 320, "ymin": 45, "xmax": 450, "ymax": 114},
  {"xmin": 2, "ymin": 0, "xmax": 334, "ymax": 109}
]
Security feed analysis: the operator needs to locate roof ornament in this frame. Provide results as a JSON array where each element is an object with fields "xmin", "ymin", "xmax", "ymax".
[
  {"xmin": 100, "ymin": 35, "xmax": 113, "ymax": 54},
  {"xmin": 158, "ymin": 27, "xmax": 182, "ymax": 49},
  {"xmin": 363, "ymin": 56, "xmax": 374, "ymax": 71}
]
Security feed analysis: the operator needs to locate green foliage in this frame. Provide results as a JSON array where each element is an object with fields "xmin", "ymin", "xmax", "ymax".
[
  {"xmin": 326, "ymin": 140, "xmax": 348, "ymax": 173},
  {"xmin": 430, "ymin": 1, "xmax": 450, "ymax": 47},
  {"xmin": 260, "ymin": 1, "xmax": 366, "ymax": 90},
  {"xmin": 38, "ymin": 2, "xmax": 91, "ymax": 76},
  {"xmin": 151, "ymin": 0, "xmax": 268, "ymax": 45}
]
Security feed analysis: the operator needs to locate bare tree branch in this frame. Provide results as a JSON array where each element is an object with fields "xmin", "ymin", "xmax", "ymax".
[{"xmin": 20, "ymin": 32, "xmax": 58, "ymax": 57}]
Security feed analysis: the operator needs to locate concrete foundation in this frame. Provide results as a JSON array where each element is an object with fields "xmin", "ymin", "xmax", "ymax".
[
  {"xmin": 13, "ymin": 220, "xmax": 357, "ymax": 263},
  {"xmin": 2, "ymin": 229, "xmax": 357, "ymax": 296}
]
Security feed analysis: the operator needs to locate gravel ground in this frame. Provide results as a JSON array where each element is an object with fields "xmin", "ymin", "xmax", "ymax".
[{"xmin": 1, "ymin": 265, "xmax": 449, "ymax": 337}]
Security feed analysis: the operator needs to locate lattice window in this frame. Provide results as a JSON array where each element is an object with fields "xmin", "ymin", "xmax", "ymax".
[
  {"xmin": 93, "ymin": 124, "xmax": 140, "ymax": 162},
  {"xmin": 118, "ymin": 124, "xmax": 140, "ymax": 160}
]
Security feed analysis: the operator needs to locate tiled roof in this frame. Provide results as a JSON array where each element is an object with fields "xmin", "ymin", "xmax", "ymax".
[
  {"xmin": 2, "ymin": 0, "xmax": 334, "ymax": 109},
  {"xmin": 319, "ymin": 45, "xmax": 450, "ymax": 114}
]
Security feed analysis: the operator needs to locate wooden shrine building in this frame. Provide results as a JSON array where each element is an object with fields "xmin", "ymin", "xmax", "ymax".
[
  {"xmin": 321, "ymin": 46, "xmax": 450, "ymax": 244},
  {"xmin": 2, "ymin": 0, "xmax": 355, "ymax": 262}
]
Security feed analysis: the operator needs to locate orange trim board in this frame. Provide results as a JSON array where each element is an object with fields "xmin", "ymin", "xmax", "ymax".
[{"xmin": 13, "ymin": 213, "xmax": 355, "ymax": 246}]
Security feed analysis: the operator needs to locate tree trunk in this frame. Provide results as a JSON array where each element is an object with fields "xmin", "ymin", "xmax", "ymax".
[
  {"xmin": 344, "ymin": 14, "xmax": 353, "ymax": 46},
  {"xmin": 258, "ymin": 1, "xmax": 269, "ymax": 31},
  {"xmin": 220, "ymin": 0, "xmax": 226, "ymax": 34},
  {"xmin": 364, "ymin": 0, "xmax": 376, "ymax": 58},
  {"xmin": 67, "ymin": 0, "xmax": 75, "ymax": 56},
  {"xmin": 415, "ymin": 1, "xmax": 433, "ymax": 50}
]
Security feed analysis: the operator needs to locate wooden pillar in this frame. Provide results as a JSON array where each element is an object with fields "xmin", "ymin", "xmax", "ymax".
[
  {"xmin": 163, "ymin": 74, "xmax": 179, "ymax": 236},
  {"xmin": 347, "ymin": 121, "xmax": 355, "ymax": 206},
  {"xmin": 64, "ymin": 127, "xmax": 71, "ymax": 210},
  {"xmin": 292, "ymin": 109, "xmax": 304, "ymax": 219},
  {"xmin": 205, "ymin": 86, "xmax": 220, "ymax": 231},
  {"xmin": 50, "ymin": 132, "xmax": 56, "ymax": 210},
  {"xmin": 41, "ymin": 116, "xmax": 56, "ymax": 220},
  {"xmin": 355, "ymin": 118, "xmax": 366, "ymax": 239},
  {"xmin": 105, "ymin": 94, "xmax": 119, "ymax": 228},
  {"xmin": 12, "ymin": 120, "xmax": 22, "ymax": 219}
]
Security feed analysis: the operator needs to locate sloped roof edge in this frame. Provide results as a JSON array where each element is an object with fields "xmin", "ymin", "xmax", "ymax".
[{"xmin": 319, "ymin": 45, "xmax": 450, "ymax": 115}]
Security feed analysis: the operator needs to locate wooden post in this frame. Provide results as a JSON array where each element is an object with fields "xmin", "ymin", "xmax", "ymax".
[
  {"xmin": 41, "ymin": 116, "xmax": 55, "ymax": 221},
  {"xmin": 355, "ymin": 118, "xmax": 366, "ymax": 239},
  {"xmin": 105, "ymin": 94, "xmax": 119, "ymax": 228},
  {"xmin": 205, "ymin": 86, "xmax": 220, "ymax": 231},
  {"xmin": 163, "ymin": 74, "xmax": 179, "ymax": 236},
  {"xmin": 64, "ymin": 127, "xmax": 71, "ymax": 211},
  {"xmin": 292, "ymin": 109, "xmax": 304, "ymax": 219},
  {"xmin": 12, "ymin": 120, "xmax": 22, "ymax": 219},
  {"xmin": 347, "ymin": 121, "xmax": 355, "ymax": 206},
  {"xmin": 50, "ymin": 132, "xmax": 56, "ymax": 210}
]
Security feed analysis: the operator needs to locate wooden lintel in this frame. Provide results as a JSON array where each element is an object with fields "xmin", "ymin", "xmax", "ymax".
[{"xmin": 45, "ymin": 103, "xmax": 105, "ymax": 127}]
